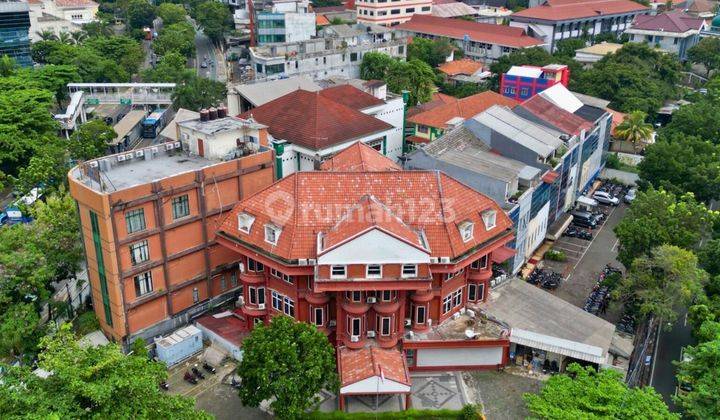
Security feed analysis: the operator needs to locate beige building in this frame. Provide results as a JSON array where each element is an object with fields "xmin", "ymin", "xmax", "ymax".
[{"xmin": 29, "ymin": 0, "xmax": 98, "ymax": 42}]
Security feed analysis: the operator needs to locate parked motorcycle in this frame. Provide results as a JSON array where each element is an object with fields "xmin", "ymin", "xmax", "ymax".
[
  {"xmin": 203, "ymin": 362, "xmax": 216, "ymax": 374},
  {"xmin": 184, "ymin": 372, "xmax": 198, "ymax": 385},
  {"xmin": 231, "ymin": 377, "xmax": 242, "ymax": 389},
  {"xmin": 191, "ymin": 366, "xmax": 205, "ymax": 380},
  {"xmin": 159, "ymin": 381, "xmax": 169, "ymax": 391}
]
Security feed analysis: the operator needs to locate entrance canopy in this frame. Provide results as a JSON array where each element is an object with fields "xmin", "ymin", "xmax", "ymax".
[{"xmin": 338, "ymin": 347, "xmax": 411, "ymax": 395}]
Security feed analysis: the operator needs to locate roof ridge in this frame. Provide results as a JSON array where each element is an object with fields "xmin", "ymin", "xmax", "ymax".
[{"xmin": 435, "ymin": 170, "xmax": 457, "ymax": 257}]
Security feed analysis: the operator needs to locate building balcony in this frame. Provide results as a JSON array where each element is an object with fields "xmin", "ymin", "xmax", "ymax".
[
  {"xmin": 240, "ymin": 271, "xmax": 265, "ymax": 285},
  {"xmin": 410, "ymin": 290, "xmax": 434, "ymax": 303},
  {"xmin": 377, "ymin": 331, "xmax": 400, "ymax": 348},
  {"xmin": 240, "ymin": 303, "xmax": 267, "ymax": 317},
  {"xmin": 373, "ymin": 300, "xmax": 400, "ymax": 315},
  {"xmin": 468, "ymin": 269, "xmax": 493, "ymax": 282},
  {"xmin": 305, "ymin": 291, "xmax": 330, "ymax": 305},
  {"xmin": 341, "ymin": 300, "xmax": 371, "ymax": 315}
]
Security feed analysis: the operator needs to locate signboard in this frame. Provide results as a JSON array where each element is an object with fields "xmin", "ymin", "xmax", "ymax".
[
  {"xmin": 120, "ymin": 98, "xmax": 132, "ymax": 105},
  {"xmin": 86, "ymin": 98, "xmax": 100, "ymax": 105}
]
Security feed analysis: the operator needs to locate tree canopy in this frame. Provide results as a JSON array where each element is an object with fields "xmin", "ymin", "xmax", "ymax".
[
  {"xmin": 660, "ymin": 99, "xmax": 720, "ymax": 144},
  {"xmin": 172, "ymin": 75, "xmax": 226, "ymax": 110},
  {"xmin": 524, "ymin": 363, "xmax": 677, "ymax": 419},
  {"xmin": 157, "ymin": 2, "xmax": 187, "ymax": 25},
  {"xmin": 126, "ymin": 0, "xmax": 157, "ymax": 30},
  {"xmin": 237, "ymin": 316, "xmax": 338, "ymax": 419},
  {"xmin": 407, "ymin": 37, "xmax": 455, "ymax": 68},
  {"xmin": 360, "ymin": 52, "xmax": 435, "ymax": 105},
  {"xmin": 687, "ymin": 37, "xmax": 720, "ymax": 77},
  {"xmin": 195, "ymin": 1, "xmax": 232, "ymax": 42},
  {"xmin": 674, "ymin": 337, "xmax": 720, "ymax": 419},
  {"xmin": 153, "ymin": 21, "xmax": 196, "ymax": 58}
]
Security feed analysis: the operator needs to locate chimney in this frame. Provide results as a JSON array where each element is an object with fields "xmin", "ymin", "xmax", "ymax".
[
  {"xmin": 200, "ymin": 109, "xmax": 209, "ymax": 121},
  {"xmin": 209, "ymin": 107, "xmax": 218, "ymax": 120}
]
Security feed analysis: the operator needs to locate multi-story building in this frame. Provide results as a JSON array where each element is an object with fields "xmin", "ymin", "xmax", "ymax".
[
  {"xmin": 463, "ymin": 0, "xmax": 513, "ymax": 24},
  {"xmin": 237, "ymin": 83, "xmax": 406, "ymax": 175},
  {"xmin": 68, "ymin": 111, "xmax": 276, "ymax": 345},
  {"xmin": 355, "ymin": 0, "xmax": 433, "ymax": 26},
  {"xmin": 0, "ymin": 0, "xmax": 32, "ymax": 66},
  {"xmin": 233, "ymin": 0, "xmax": 315, "ymax": 45},
  {"xmin": 249, "ymin": 23, "xmax": 406, "ymax": 80},
  {"xmin": 396, "ymin": 14, "xmax": 546, "ymax": 62},
  {"xmin": 624, "ymin": 12, "xmax": 706, "ymax": 60},
  {"xmin": 509, "ymin": 0, "xmax": 649, "ymax": 52},
  {"xmin": 499, "ymin": 64, "xmax": 570, "ymax": 102},
  {"xmin": 28, "ymin": 0, "xmax": 98, "ymax": 42}
]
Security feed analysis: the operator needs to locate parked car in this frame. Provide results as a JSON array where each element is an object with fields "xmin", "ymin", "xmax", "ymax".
[
  {"xmin": 624, "ymin": 188, "xmax": 637, "ymax": 203},
  {"xmin": 592, "ymin": 191, "xmax": 619, "ymax": 206},
  {"xmin": 570, "ymin": 210, "xmax": 597, "ymax": 229}
]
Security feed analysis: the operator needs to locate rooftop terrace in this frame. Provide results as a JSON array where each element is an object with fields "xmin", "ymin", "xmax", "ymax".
[{"xmin": 406, "ymin": 309, "xmax": 506, "ymax": 342}]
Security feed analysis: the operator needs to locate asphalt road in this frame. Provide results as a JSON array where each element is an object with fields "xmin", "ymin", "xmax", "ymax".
[
  {"xmin": 651, "ymin": 310, "xmax": 694, "ymax": 412},
  {"xmin": 193, "ymin": 23, "xmax": 218, "ymax": 81}
]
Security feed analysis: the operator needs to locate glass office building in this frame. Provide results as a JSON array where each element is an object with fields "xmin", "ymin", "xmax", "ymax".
[{"xmin": 0, "ymin": 1, "xmax": 32, "ymax": 67}]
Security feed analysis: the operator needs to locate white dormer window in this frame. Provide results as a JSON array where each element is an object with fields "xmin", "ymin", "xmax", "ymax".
[
  {"xmin": 238, "ymin": 212, "xmax": 255, "ymax": 233},
  {"xmin": 264, "ymin": 224, "xmax": 281, "ymax": 245},
  {"xmin": 459, "ymin": 221, "xmax": 474, "ymax": 243},
  {"xmin": 482, "ymin": 210, "xmax": 497, "ymax": 230}
]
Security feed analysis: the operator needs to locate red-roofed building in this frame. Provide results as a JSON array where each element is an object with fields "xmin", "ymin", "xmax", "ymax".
[
  {"xmin": 396, "ymin": 14, "xmax": 546, "ymax": 61},
  {"xmin": 517, "ymin": 95, "xmax": 593, "ymax": 136},
  {"xmin": 214, "ymin": 170, "xmax": 515, "ymax": 374},
  {"xmin": 509, "ymin": 0, "xmax": 649, "ymax": 52},
  {"xmin": 319, "ymin": 141, "xmax": 401, "ymax": 171},
  {"xmin": 238, "ymin": 84, "xmax": 405, "ymax": 177},
  {"xmin": 338, "ymin": 346, "xmax": 411, "ymax": 410},
  {"xmin": 625, "ymin": 12, "xmax": 706, "ymax": 60}
]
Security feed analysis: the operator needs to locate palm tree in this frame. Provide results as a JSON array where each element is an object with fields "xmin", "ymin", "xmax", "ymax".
[
  {"xmin": 70, "ymin": 31, "xmax": 87, "ymax": 45},
  {"xmin": 36, "ymin": 30, "xmax": 58, "ymax": 41},
  {"xmin": 82, "ymin": 20, "xmax": 114, "ymax": 38},
  {"xmin": 57, "ymin": 31, "xmax": 73, "ymax": 45},
  {"xmin": 614, "ymin": 110, "xmax": 654, "ymax": 153}
]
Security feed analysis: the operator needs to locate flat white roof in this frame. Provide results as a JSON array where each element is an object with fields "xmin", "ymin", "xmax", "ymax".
[
  {"xmin": 507, "ymin": 66, "xmax": 543, "ymax": 78},
  {"xmin": 539, "ymin": 84, "xmax": 584, "ymax": 113}
]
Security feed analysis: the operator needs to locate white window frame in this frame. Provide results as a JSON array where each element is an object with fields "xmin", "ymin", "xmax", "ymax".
[
  {"xmin": 249, "ymin": 286, "xmax": 265, "ymax": 305},
  {"xmin": 313, "ymin": 307, "xmax": 325, "ymax": 326},
  {"xmin": 283, "ymin": 296, "xmax": 294, "ymax": 316},
  {"xmin": 238, "ymin": 212, "xmax": 255, "ymax": 233},
  {"xmin": 348, "ymin": 316, "xmax": 362, "ymax": 336},
  {"xmin": 379, "ymin": 316, "xmax": 392, "ymax": 336},
  {"xmin": 471, "ymin": 255, "xmax": 488, "ymax": 270},
  {"xmin": 129, "ymin": 240, "xmax": 149, "ymax": 266},
  {"xmin": 366, "ymin": 264, "xmax": 382, "ymax": 278},
  {"xmin": 264, "ymin": 224, "xmax": 281, "ymax": 245},
  {"xmin": 270, "ymin": 268, "xmax": 293, "ymax": 284},
  {"xmin": 381, "ymin": 290, "xmax": 393, "ymax": 302},
  {"xmin": 248, "ymin": 258, "xmax": 264, "ymax": 272},
  {"xmin": 459, "ymin": 221, "xmax": 474, "ymax": 242},
  {"xmin": 346, "ymin": 290, "xmax": 362, "ymax": 302},
  {"xmin": 271, "ymin": 290, "xmax": 282, "ymax": 311},
  {"xmin": 415, "ymin": 305, "xmax": 426, "ymax": 324},
  {"xmin": 134, "ymin": 271, "xmax": 153, "ymax": 297},
  {"xmin": 468, "ymin": 283, "xmax": 477, "ymax": 301},
  {"xmin": 482, "ymin": 210, "xmax": 497, "ymax": 230},
  {"xmin": 401, "ymin": 264, "xmax": 417, "ymax": 278},
  {"xmin": 331, "ymin": 265, "xmax": 347, "ymax": 279}
]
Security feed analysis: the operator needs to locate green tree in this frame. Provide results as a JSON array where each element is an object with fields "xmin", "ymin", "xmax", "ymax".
[
  {"xmin": 142, "ymin": 51, "xmax": 194, "ymax": 83},
  {"xmin": 554, "ymin": 38, "xmax": 586, "ymax": 58},
  {"xmin": 0, "ymin": 55, "xmax": 18, "ymax": 77},
  {"xmin": 195, "ymin": 1, "xmax": 231, "ymax": 42},
  {"xmin": 360, "ymin": 51, "xmax": 395, "ymax": 80},
  {"xmin": 660, "ymin": 99, "xmax": 720, "ymax": 144},
  {"xmin": 698, "ymin": 239, "xmax": 720, "ymax": 277},
  {"xmin": 0, "ymin": 303, "xmax": 46, "ymax": 360},
  {"xmin": 0, "ymin": 324, "xmax": 211, "ymax": 419},
  {"xmin": 386, "ymin": 59, "xmax": 436, "ymax": 105},
  {"xmin": 126, "ymin": 0, "xmax": 157, "ymax": 30},
  {"xmin": 15, "ymin": 137, "xmax": 70, "ymax": 193},
  {"xmin": 614, "ymin": 110, "xmax": 653, "ymax": 152},
  {"xmin": 638, "ymin": 135, "xmax": 720, "ymax": 203},
  {"xmin": 617, "ymin": 245, "xmax": 707, "ymax": 324},
  {"xmin": 674, "ymin": 337, "xmax": 720, "ymax": 418},
  {"xmin": 407, "ymin": 37, "xmax": 455, "ymax": 68},
  {"xmin": 524, "ymin": 363, "xmax": 677, "ymax": 419},
  {"xmin": 687, "ymin": 37, "xmax": 720, "ymax": 77},
  {"xmin": 84, "ymin": 36, "xmax": 145, "ymax": 76},
  {"xmin": 82, "ymin": 20, "xmax": 114, "ymax": 38},
  {"xmin": 153, "ymin": 21, "xmax": 196, "ymax": 57},
  {"xmin": 237, "ymin": 316, "xmax": 338, "ymax": 419},
  {"xmin": 172, "ymin": 75, "xmax": 226, "ymax": 110},
  {"xmin": 157, "ymin": 2, "xmax": 187, "ymax": 25},
  {"xmin": 22, "ymin": 64, "xmax": 81, "ymax": 106},
  {"xmin": 68, "ymin": 120, "xmax": 117, "ymax": 161},
  {"xmin": 613, "ymin": 188, "xmax": 716, "ymax": 267}
]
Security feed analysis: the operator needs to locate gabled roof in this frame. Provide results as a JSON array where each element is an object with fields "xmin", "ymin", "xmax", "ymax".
[
  {"xmin": 511, "ymin": 0, "xmax": 648, "ymax": 21},
  {"xmin": 438, "ymin": 59, "xmax": 484, "ymax": 76},
  {"xmin": 407, "ymin": 91, "xmax": 517, "ymax": 129},
  {"xmin": 339, "ymin": 347, "xmax": 410, "ymax": 388},
  {"xmin": 319, "ymin": 84, "xmax": 386, "ymax": 110},
  {"xmin": 629, "ymin": 12, "xmax": 705, "ymax": 33},
  {"xmin": 406, "ymin": 93, "xmax": 457, "ymax": 118},
  {"xmin": 687, "ymin": 0, "xmax": 714, "ymax": 13},
  {"xmin": 518, "ymin": 95, "xmax": 593, "ymax": 136},
  {"xmin": 233, "ymin": 76, "xmax": 321, "ymax": 108},
  {"xmin": 321, "ymin": 195, "xmax": 427, "ymax": 253},
  {"xmin": 238, "ymin": 89, "xmax": 392, "ymax": 151},
  {"xmin": 432, "ymin": 1, "xmax": 479, "ymax": 18},
  {"xmin": 217, "ymin": 171, "xmax": 513, "ymax": 261},
  {"xmin": 319, "ymin": 141, "xmax": 401, "ymax": 172},
  {"xmin": 397, "ymin": 14, "xmax": 545, "ymax": 48}
]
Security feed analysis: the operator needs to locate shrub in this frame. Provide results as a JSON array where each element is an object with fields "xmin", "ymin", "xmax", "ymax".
[
  {"xmin": 130, "ymin": 337, "xmax": 149, "ymax": 358},
  {"xmin": 605, "ymin": 153, "xmax": 621, "ymax": 169},
  {"xmin": 545, "ymin": 249, "xmax": 567, "ymax": 262},
  {"xmin": 73, "ymin": 311, "xmax": 99, "ymax": 336}
]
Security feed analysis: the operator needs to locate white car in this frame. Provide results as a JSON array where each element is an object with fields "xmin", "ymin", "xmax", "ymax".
[
  {"xmin": 592, "ymin": 191, "xmax": 619, "ymax": 206},
  {"xmin": 624, "ymin": 188, "xmax": 637, "ymax": 203}
]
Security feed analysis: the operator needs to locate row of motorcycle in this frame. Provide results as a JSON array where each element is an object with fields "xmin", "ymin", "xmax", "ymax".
[
  {"xmin": 583, "ymin": 265, "xmax": 622, "ymax": 315},
  {"xmin": 527, "ymin": 268, "xmax": 562, "ymax": 290},
  {"xmin": 183, "ymin": 362, "xmax": 218, "ymax": 385}
]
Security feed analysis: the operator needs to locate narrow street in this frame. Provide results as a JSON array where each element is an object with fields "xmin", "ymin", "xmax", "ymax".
[{"xmin": 651, "ymin": 310, "xmax": 694, "ymax": 411}]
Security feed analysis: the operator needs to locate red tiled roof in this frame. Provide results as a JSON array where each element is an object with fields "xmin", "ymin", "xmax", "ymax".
[
  {"xmin": 406, "ymin": 135, "xmax": 432, "ymax": 144},
  {"xmin": 406, "ymin": 93, "xmax": 457, "ymax": 118},
  {"xmin": 339, "ymin": 347, "xmax": 410, "ymax": 388},
  {"xmin": 512, "ymin": 0, "xmax": 648, "ymax": 21},
  {"xmin": 313, "ymin": 5, "xmax": 349, "ymax": 12},
  {"xmin": 407, "ymin": 91, "xmax": 517, "ymax": 129},
  {"xmin": 319, "ymin": 141, "xmax": 401, "ymax": 172},
  {"xmin": 607, "ymin": 107, "xmax": 626, "ymax": 136},
  {"xmin": 630, "ymin": 12, "xmax": 705, "ymax": 32},
  {"xmin": 687, "ymin": 0, "xmax": 714, "ymax": 13},
  {"xmin": 396, "ymin": 15, "xmax": 545, "ymax": 48},
  {"xmin": 238, "ymin": 90, "xmax": 392, "ymax": 151},
  {"xmin": 320, "ymin": 84, "xmax": 386, "ymax": 110},
  {"xmin": 316, "ymin": 14, "xmax": 331, "ymax": 26},
  {"xmin": 322, "ymin": 195, "xmax": 427, "ymax": 253},
  {"xmin": 217, "ymin": 171, "xmax": 513, "ymax": 261},
  {"xmin": 519, "ymin": 95, "xmax": 593, "ymax": 135},
  {"xmin": 438, "ymin": 59, "xmax": 484, "ymax": 76}
]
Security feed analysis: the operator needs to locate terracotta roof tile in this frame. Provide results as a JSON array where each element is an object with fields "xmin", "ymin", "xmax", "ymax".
[
  {"xmin": 319, "ymin": 141, "xmax": 401, "ymax": 172},
  {"xmin": 397, "ymin": 14, "xmax": 545, "ymax": 48},
  {"xmin": 630, "ymin": 12, "xmax": 705, "ymax": 32},
  {"xmin": 407, "ymin": 91, "xmax": 517, "ymax": 129},
  {"xmin": 316, "ymin": 14, "xmax": 331, "ymax": 26},
  {"xmin": 438, "ymin": 59, "xmax": 484, "ymax": 76},
  {"xmin": 319, "ymin": 84, "xmax": 386, "ymax": 110},
  {"xmin": 339, "ymin": 347, "xmax": 410, "ymax": 387},
  {"xmin": 218, "ymin": 171, "xmax": 513, "ymax": 261},
  {"xmin": 406, "ymin": 92, "xmax": 457, "ymax": 118},
  {"xmin": 512, "ymin": 0, "xmax": 648, "ymax": 21},
  {"xmin": 238, "ymin": 90, "xmax": 392, "ymax": 151},
  {"xmin": 519, "ymin": 95, "xmax": 593, "ymax": 135}
]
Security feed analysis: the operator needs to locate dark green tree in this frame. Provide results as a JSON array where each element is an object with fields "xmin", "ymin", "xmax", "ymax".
[
  {"xmin": 237, "ymin": 316, "xmax": 338, "ymax": 419},
  {"xmin": 687, "ymin": 37, "xmax": 720, "ymax": 77},
  {"xmin": 360, "ymin": 51, "xmax": 395, "ymax": 80},
  {"xmin": 153, "ymin": 21, "xmax": 196, "ymax": 57},
  {"xmin": 171, "ymin": 74, "xmax": 226, "ymax": 110},
  {"xmin": 142, "ymin": 51, "xmax": 194, "ymax": 83},
  {"xmin": 674, "ymin": 337, "xmax": 720, "ymax": 418},
  {"xmin": 157, "ymin": 2, "xmax": 187, "ymax": 25},
  {"xmin": 407, "ymin": 37, "xmax": 455, "ymax": 68},
  {"xmin": 84, "ymin": 36, "xmax": 145, "ymax": 76},
  {"xmin": 126, "ymin": 0, "xmax": 157, "ymax": 30},
  {"xmin": 660, "ymin": 100, "xmax": 720, "ymax": 144},
  {"xmin": 195, "ymin": 1, "xmax": 231, "ymax": 42}
]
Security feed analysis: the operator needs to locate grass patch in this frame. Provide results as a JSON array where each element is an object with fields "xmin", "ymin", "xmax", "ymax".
[{"xmin": 73, "ymin": 311, "xmax": 100, "ymax": 336}]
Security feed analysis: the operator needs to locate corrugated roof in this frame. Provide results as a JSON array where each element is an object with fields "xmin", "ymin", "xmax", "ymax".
[
  {"xmin": 432, "ymin": 1, "xmax": 479, "ymax": 17},
  {"xmin": 112, "ymin": 110, "xmax": 146, "ymax": 144},
  {"xmin": 233, "ymin": 76, "xmax": 321, "ymax": 107},
  {"xmin": 575, "ymin": 42, "xmax": 623, "ymax": 56},
  {"xmin": 159, "ymin": 108, "xmax": 200, "ymax": 141},
  {"xmin": 472, "ymin": 105, "xmax": 563, "ymax": 157},
  {"xmin": 512, "ymin": 0, "xmax": 648, "ymax": 21},
  {"xmin": 519, "ymin": 95, "xmax": 593, "ymax": 136},
  {"xmin": 538, "ymin": 84, "xmax": 584, "ymax": 113}
]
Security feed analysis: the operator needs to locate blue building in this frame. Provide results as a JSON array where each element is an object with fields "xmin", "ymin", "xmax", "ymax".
[{"xmin": 0, "ymin": 1, "xmax": 31, "ymax": 67}]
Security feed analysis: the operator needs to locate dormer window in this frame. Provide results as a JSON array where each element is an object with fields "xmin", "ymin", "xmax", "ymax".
[
  {"xmin": 238, "ymin": 212, "xmax": 255, "ymax": 233},
  {"xmin": 458, "ymin": 221, "xmax": 474, "ymax": 243},
  {"xmin": 482, "ymin": 210, "xmax": 497, "ymax": 230},
  {"xmin": 264, "ymin": 224, "xmax": 281, "ymax": 245}
]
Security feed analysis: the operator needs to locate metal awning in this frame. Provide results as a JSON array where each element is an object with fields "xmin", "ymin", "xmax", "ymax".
[
  {"xmin": 491, "ymin": 246, "xmax": 515, "ymax": 263},
  {"xmin": 511, "ymin": 328, "xmax": 608, "ymax": 365}
]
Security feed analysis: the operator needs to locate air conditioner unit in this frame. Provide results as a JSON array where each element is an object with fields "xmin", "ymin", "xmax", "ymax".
[
  {"xmin": 366, "ymin": 330, "xmax": 376, "ymax": 338},
  {"xmin": 257, "ymin": 303, "xmax": 266, "ymax": 310},
  {"xmin": 405, "ymin": 318, "xmax": 412, "ymax": 327},
  {"xmin": 350, "ymin": 335, "xmax": 360, "ymax": 343},
  {"xmin": 308, "ymin": 259, "xmax": 317, "ymax": 265},
  {"xmin": 406, "ymin": 331, "xmax": 414, "ymax": 339},
  {"xmin": 117, "ymin": 154, "xmax": 126, "ymax": 162},
  {"xmin": 174, "ymin": 142, "xmax": 181, "ymax": 148},
  {"xmin": 238, "ymin": 262, "xmax": 245, "ymax": 273},
  {"xmin": 151, "ymin": 147, "xmax": 159, "ymax": 154},
  {"xmin": 236, "ymin": 296, "xmax": 245, "ymax": 306},
  {"xmin": 88, "ymin": 161, "xmax": 99, "ymax": 168},
  {"xmin": 452, "ymin": 312, "xmax": 461, "ymax": 320},
  {"xmin": 430, "ymin": 257, "xmax": 439, "ymax": 264},
  {"xmin": 328, "ymin": 320, "xmax": 337, "ymax": 327},
  {"xmin": 135, "ymin": 150, "xmax": 144, "ymax": 157},
  {"xmin": 427, "ymin": 318, "xmax": 432, "ymax": 327},
  {"xmin": 440, "ymin": 257, "xmax": 451, "ymax": 263},
  {"xmin": 165, "ymin": 143, "xmax": 175, "ymax": 151},
  {"xmin": 125, "ymin": 153, "xmax": 134, "ymax": 160},
  {"xmin": 466, "ymin": 309, "xmax": 476, "ymax": 318},
  {"xmin": 298, "ymin": 259, "xmax": 307, "ymax": 266},
  {"xmin": 460, "ymin": 307, "xmax": 466, "ymax": 314},
  {"xmin": 366, "ymin": 297, "xmax": 377, "ymax": 304}
]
